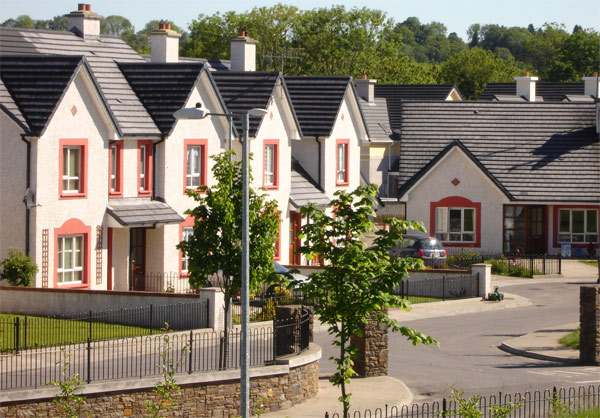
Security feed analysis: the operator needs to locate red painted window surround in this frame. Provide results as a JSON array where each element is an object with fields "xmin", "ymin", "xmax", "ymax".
[
  {"xmin": 183, "ymin": 139, "xmax": 208, "ymax": 194},
  {"xmin": 263, "ymin": 139, "xmax": 279, "ymax": 190},
  {"xmin": 108, "ymin": 141, "xmax": 123, "ymax": 198},
  {"xmin": 137, "ymin": 140, "xmax": 153, "ymax": 197},
  {"xmin": 430, "ymin": 196, "xmax": 482, "ymax": 248},
  {"xmin": 335, "ymin": 138, "xmax": 350, "ymax": 186},
  {"xmin": 552, "ymin": 205, "xmax": 600, "ymax": 249},
  {"xmin": 179, "ymin": 215, "xmax": 195, "ymax": 277},
  {"xmin": 54, "ymin": 218, "xmax": 91, "ymax": 289},
  {"xmin": 59, "ymin": 138, "xmax": 88, "ymax": 199}
]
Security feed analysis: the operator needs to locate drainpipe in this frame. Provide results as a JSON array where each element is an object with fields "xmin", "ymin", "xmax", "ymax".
[
  {"xmin": 152, "ymin": 135, "xmax": 167, "ymax": 202},
  {"xmin": 315, "ymin": 137, "xmax": 322, "ymax": 188},
  {"xmin": 20, "ymin": 134, "xmax": 31, "ymax": 255}
]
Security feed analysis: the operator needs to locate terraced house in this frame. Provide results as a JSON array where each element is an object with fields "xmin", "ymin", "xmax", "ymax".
[{"xmin": 0, "ymin": 4, "xmax": 367, "ymax": 291}]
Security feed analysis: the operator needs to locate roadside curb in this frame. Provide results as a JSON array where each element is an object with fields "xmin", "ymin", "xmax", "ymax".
[{"xmin": 498, "ymin": 341, "xmax": 579, "ymax": 364}]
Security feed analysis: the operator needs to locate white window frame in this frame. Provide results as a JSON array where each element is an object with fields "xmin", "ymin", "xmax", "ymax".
[
  {"xmin": 264, "ymin": 144, "xmax": 275, "ymax": 186},
  {"xmin": 139, "ymin": 145, "xmax": 147, "ymax": 190},
  {"xmin": 181, "ymin": 227, "xmax": 193, "ymax": 274},
  {"xmin": 336, "ymin": 142, "xmax": 347, "ymax": 183},
  {"xmin": 435, "ymin": 207, "xmax": 475, "ymax": 243},
  {"xmin": 62, "ymin": 146, "xmax": 81, "ymax": 193},
  {"xmin": 558, "ymin": 209, "xmax": 598, "ymax": 243},
  {"xmin": 186, "ymin": 145, "xmax": 202, "ymax": 188},
  {"xmin": 57, "ymin": 235, "xmax": 84, "ymax": 284},
  {"xmin": 110, "ymin": 145, "xmax": 117, "ymax": 192}
]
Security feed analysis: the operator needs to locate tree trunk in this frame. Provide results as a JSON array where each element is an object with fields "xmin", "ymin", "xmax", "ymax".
[{"xmin": 219, "ymin": 296, "xmax": 230, "ymax": 370}]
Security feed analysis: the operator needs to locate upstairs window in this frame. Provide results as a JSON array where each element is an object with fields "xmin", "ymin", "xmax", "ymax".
[
  {"xmin": 336, "ymin": 139, "xmax": 349, "ymax": 186},
  {"xmin": 59, "ymin": 139, "xmax": 87, "ymax": 199},
  {"xmin": 263, "ymin": 140, "xmax": 279, "ymax": 189},
  {"xmin": 109, "ymin": 141, "xmax": 123, "ymax": 197},
  {"xmin": 558, "ymin": 209, "xmax": 598, "ymax": 243},
  {"xmin": 138, "ymin": 141, "xmax": 153, "ymax": 196},
  {"xmin": 184, "ymin": 139, "xmax": 207, "ymax": 192}
]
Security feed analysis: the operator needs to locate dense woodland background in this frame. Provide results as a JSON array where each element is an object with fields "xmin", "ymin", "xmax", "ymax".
[{"xmin": 2, "ymin": 5, "xmax": 599, "ymax": 99}]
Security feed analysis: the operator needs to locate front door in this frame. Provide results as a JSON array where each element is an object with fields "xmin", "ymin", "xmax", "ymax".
[
  {"xmin": 503, "ymin": 205, "xmax": 546, "ymax": 254},
  {"xmin": 130, "ymin": 228, "xmax": 146, "ymax": 291},
  {"xmin": 528, "ymin": 206, "xmax": 546, "ymax": 254}
]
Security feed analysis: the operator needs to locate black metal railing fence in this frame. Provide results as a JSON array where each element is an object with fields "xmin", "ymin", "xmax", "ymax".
[
  {"xmin": 393, "ymin": 274, "xmax": 479, "ymax": 301},
  {"xmin": 446, "ymin": 250, "xmax": 562, "ymax": 277},
  {"xmin": 326, "ymin": 384, "xmax": 600, "ymax": 418}
]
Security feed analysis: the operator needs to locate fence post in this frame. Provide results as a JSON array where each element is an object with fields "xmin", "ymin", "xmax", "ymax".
[
  {"xmin": 14, "ymin": 317, "xmax": 20, "ymax": 354},
  {"xmin": 149, "ymin": 304, "xmax": 153, "ymax": 335},
  {"xmin": 558, "ymin": 254, "xmax": 562, "ymax": 275},
  {"xmin": 88, "ymin": 310, "xmax": 93, "ymax": 342},
  {"xmin": 442, "ymin": 397, "xmax": 447, "ymax": 415},
  {"xmin": 472, "ymin": 264, "xmax": 492, "ymax": 299},
  {"xmin": 442, "ymin": 275, "xmax": 446, "ymax": 301},
  {"xmin": 206, "ymin": 298, "xmax": 210, "ymax": 329},
  {"xmin": 24, "ymin": 316, "xmax": 28, "ymax": 350},
  {"xmin": 188, "ymin": 330, "xmax": 193, "ymax": 374},
  {"xmin": 87, "ymin": 337, "xmax": 92, "ymax": 384},
  {"xmin": 530, "ymin": 255, "xmax": 534, "ymax": 278}
]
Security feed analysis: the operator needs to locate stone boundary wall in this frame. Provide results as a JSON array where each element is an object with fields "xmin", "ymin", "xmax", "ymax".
[
  {"xmin": 0, "ymin": 345, "xmax": 321, "ymax": 417},
  {"xmin": 0, "ymin": 286, "xmax": 225, "ymax": 331},
  {"xmin": 580, "ymin": 285, "xmax": 600, "ymax": 366}
]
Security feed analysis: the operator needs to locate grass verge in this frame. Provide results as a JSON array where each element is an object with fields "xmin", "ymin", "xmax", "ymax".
[
  {"xmin": 579, "ymin": 260, "xmax": 598, "ymax": 268},
  {"xmin": 559, "ymin": 328, "xmax": 580, "ymax": 350}
]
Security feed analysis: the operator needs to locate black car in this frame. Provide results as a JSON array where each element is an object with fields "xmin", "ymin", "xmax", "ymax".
[{"xmin": 388, "ymin": 235, "xmax": 447, "ymax": 266}]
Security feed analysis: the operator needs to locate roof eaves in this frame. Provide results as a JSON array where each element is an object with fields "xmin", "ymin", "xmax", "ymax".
[
  {"xmin": 278, "ymin": 74, "xmax": 304, "ymax": 138},
  {"xmin": 0, "ymin": 103, "xmax": 30, "ymax": 133},
  {"xmin": 398, "ymin": 140, "xmax": 514, "ymax": 201},
  {"xmin": 348, "ymin": 79, "xmax": 371, "ymax": 140}
]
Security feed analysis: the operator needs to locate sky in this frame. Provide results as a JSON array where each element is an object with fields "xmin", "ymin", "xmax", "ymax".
[{"xmin": 0, "ymin": 0, "xmax": 598, "ymax": 41}]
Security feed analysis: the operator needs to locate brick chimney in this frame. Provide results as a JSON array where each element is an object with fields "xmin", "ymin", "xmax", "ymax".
[
  {"xmin": 230, "ymin": 30, "xmax": 257, "ymax": 72},
  {"xmin": 583, "ymin": 73, "xmax": 600, "ymax": 99},
  {"xmin": 67, "ymin": 4, "xmax": 101, "ymax": 39},
  {"xmin": 355, "ymin": 75, "xmax": 377, "ymax": 103},
  {"xmin": 149, "ymin": 22, "xmax": 181, "ymax": 63},
  {"xmin": 514, "ymin": 73, "xmax": 538, "ymax": 102}
]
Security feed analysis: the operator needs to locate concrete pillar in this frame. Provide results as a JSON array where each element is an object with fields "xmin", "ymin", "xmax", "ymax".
[
  {"xmin": 350, "ymin": 310, "xmax": 388, "ymax": 377},
  {"xmin": 201, "ymin": 287, "xmax": 225, "ymax": 332},
  {"xmin": 580, "ymin": 285, "xmax": 600, "ymax": 366},
  {"xmin": 472, "ymin": 263, "xmax": 491, "ymax": 299}
]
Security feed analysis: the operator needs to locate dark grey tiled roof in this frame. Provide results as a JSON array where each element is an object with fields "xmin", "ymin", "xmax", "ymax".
[
  {"xmin": 285, "ymin": 76, "xmax": 350, "ymax": 137},
  {"xmin": 0, "ymin": 55, "xmax": 82, "ymax": 135},
  {"xmin": 118, "ymin": 62, "xmax": 204, "ymax": 135},
  {"xmin": 479, "ymin": 82, "xmax": 585, "ymax": 102},
  {"xmin": 0, "ymin": 27, "xmax": 159, "ymax": 136},
  {"xmin": 358, "ymin": 97, "xmax": 392, "ymax": 141},
  {"xmin": 0, "ymin": 78, "xmax": 28, "ymax": 129},
  {"xmin": 375, "ymin": 84, "xmax": 460, "ymax": 100},
  {"xmin": 209, "ymin": 71, "xmax": 278, "ymax": 137},
  {"xmin": 143, "ymin": 54, "xmax": 231, "ymax": 71},
  {"xmin": 107, "ymin": 199, "xmax": 183, "ymax": 227},
  {"xmin": 290, "ymin": 161, "xmax": 330, "ymax": 208},
  {"xmin": 396, "ymin": 101, "xmax": 599, "ymax": 202}
]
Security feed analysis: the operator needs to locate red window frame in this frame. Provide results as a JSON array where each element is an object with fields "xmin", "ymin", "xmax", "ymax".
[
  {"xmin": 108, "ymin": 141, "xmax": 123, "ymax": 198},
  {"xmin": 179, "ymin": 216, "xmax": 195, "ymax": 277},
  {"xmin": 552, "ymin": 205, "xmax": 600, "ymax": 249},
  {"xmin": 54, "ymin": 218, "xmax": 91, "ymax": 289},
  {"xmin": 137, "ymin": 140, "xmax": 153, "ymax": 196},
  {"xmin": 335, "ymin": 138, "xmax": 349, "ymax": 186},
  {"xmin": 59, "ymin": 138, "xmax": 88, "ymax": 199},
  {"xmin": 430, "ymin": 196, "xmax": 481, "ymax": 248},
  {"xmin": 183, "ymin": 139, "xmax": 208, "ymax": 194},
  {"xmin": 263, "ymin": 139, "xmax": 279, "ymax": 189}
]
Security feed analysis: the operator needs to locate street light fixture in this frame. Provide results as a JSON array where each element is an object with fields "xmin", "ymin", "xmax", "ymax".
[{"xmin": 174, "ymin": 102, "xmax": 267, "ymax": 418}]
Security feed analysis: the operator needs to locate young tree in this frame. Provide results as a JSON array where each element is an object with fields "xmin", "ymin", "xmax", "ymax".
[
  {"xmin": 177, "ymin": 151, "xmax": 280, "ymax": 368},
  {"xmin": 297, "ymin": 185, "xmax": 437, "ymax": 417}
]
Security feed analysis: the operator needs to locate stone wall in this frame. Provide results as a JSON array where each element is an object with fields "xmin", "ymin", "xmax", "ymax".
[
  {"xmin": 351, "ymin": 311, "xmax": 388, "ymax": 377},
  {"xmin": 580, "ymin": 285, "xmax": 600, "ymax": 366},
  {"xmin": 0, "ymin": 347, "xmax": 320, "ymax": 417}
]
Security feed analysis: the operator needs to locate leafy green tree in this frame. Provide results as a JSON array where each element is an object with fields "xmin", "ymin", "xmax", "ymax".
[
  {"xmin": 1, "ymin": 248, "xmax": 38, "ymax": 287},
  {"xmin": 1, "ymin": 15, "xmax": 35, "ymax": 28},
  {"xmin": 547, "ymin": 28, "xmax": 600, "ymax": 81},
  {"xmin": 395, "ymin": 17, "xmax": 466, "ymax": 63},
  {"xmin": 439, "ymin": 47, "xmax": 524, "ymax": 99},
  {"xmin": 297, "ymin": 185, "xmax": 437, "ymax": 417},
  {"xmin": 101, "ymin": 15, "xmax": 134, "ymax": 36},
  {"xmin": 35, "ymin": 15, "xmax": 68, "ymax": 31},
  {"xmin": 178, "ymin": 151, "xmax": 280, "ymax": 368},
  {"xmin": 523, "ymin": 23, "xmax": 570, "ymax": 80}
]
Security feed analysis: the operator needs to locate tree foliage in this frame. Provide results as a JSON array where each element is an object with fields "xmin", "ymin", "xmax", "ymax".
[
  {"xmin": 297, "ymin": 185, "xmax": 437, "ymax": 416},
  {"xmin": 0, "ymin": 248, "xmax": 38, "ymax": 287},
  {"xmin": 178, "ymin": 151, "xmax": 280, "ymax": 331}
]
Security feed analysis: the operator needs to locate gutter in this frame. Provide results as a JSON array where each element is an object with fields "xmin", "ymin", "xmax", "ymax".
[
  {"xmin": 315, "ymin": 137, "xmax": 322, "ymax": 188},
  {"xmin": 152, "ymin": 135, "xmax": 167, "ymax": 201},
  {"xmin": 20, "ymin": 134, "xmax": 31, "ymax": 255}
]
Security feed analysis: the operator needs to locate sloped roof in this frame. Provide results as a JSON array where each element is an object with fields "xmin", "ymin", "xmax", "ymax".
[
  {"xmin": 479, "ymin": 82, "xmax": 585, "ymax": 102},
  {"xmin": 375, "ymin": 84, "xmax": 460, "ymax": 101},
  {"xmin": 396, "ymin": 101, "xmax": 599, "ymax": 202},
  {"xmin": 0, "ymin": 55, "xmax": 83, "ymax": 135},
  {"xmin": 358, "ymin": 97, "xmax": 392, "ymax": 141},
  {"xmin": 284, "ymin": 76, "xmax": 350, "ymax": 137},
  {"xmin": 0, "ymin": 27, "xmax": 160, "ymax": 136},
  {"xmin": 118, "ymin": 62, "xmax": 204, "ymax": 135},
  {"xmin": 107, "ymin": 199, "xmax": 183, "ymax": 227},
  {"xmin": 0, "ymin": 77, "xmax": 28, "ymax": 130},
  {"xmin": 143, "ymin": 54, "xmax": 230, "ymax": 71},
  {"xmin": 290, "ymin": 161, "xmax": 330, "ymax": 208},
  {"xmin": 209, "ymin": 71, "xmax": 277, "ymax": 137}
]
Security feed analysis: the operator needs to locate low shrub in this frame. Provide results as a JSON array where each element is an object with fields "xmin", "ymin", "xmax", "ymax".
[
  {"xmin": 447, "ymin": 251, "xmax": 483, "ymax": 270},
  {"xmin": 1, "ymin": 248, "xmax": 38, "ymax": 287}
]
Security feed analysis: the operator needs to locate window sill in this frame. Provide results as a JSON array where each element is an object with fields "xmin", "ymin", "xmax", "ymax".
[
  {"xmin": 109, "ymin": 192, "xmax": 123, "ymax": 199},
  {"xmin": 138, "ymin": 190, "xmax": 152, "ymax": 197},
  {"xmin": 263, "ymin": 185, "xmax": 279, "ymax": 190},
  {"xmin": 57, "ymin": 282, "xmax": 89, "ymax": 289},
  {"xmin": 335, "ymin": 182, "xmax": 349, "ymax": 187},
  {"xmin": 60, "ymin": 192, "xmax": 87, "ymax": 200}
]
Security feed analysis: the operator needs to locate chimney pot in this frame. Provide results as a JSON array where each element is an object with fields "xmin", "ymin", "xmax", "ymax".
[
  {"xmin": 525, "ymin": 72, "xmax": 529, "ymax": 76},
  {"xmin": 78, "ymin": 3, "xmax": 85, "ymax": 11},
  {"xmin": 362, "ymin": 74, "xmax": 367, "ymax": 79},
  {"xmin": 149, "ymin": 22, "xmax": 181, "ymax": 62},
  {"xmin": 68, "ymin": 3, "xmax": 101, "ymax": 38},
  {"xmin": 594, "ymin": 72, "xmax": 599, "ymax": 77},
  {"xmin": 230, "ymin": 32, "xmax": 257, "ymax": 71},
  {"xmin": 86, "ymin": 4, "xmax": 92, "ymax": 11},
  {"xmin": 165, "ymin": 23, "xmax": 171, "ymax": 30}
]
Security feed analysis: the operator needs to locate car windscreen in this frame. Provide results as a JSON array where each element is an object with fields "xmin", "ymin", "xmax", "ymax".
[{"xmin": 419, "ymin": 239, "xmax": 443, "ymax": 250}]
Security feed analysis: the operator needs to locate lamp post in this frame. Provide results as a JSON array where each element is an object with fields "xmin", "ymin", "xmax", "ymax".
[{"xmin": 173, "ymin": 103, "xmax": 267, "ymax": 418}]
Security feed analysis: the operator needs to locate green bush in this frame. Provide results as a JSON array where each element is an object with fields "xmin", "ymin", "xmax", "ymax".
[
  {"xmin": 1, "ymin": 248, "xmax": 38, "ymax": 287},
  {"xmin": 447, "ymin": 251, "xmax": 483, "ymax": 269}
]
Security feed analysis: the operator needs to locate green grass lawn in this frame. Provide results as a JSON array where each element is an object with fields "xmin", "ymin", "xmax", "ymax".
[
  {"xmin": 1, "ymin": 313, "xmax": 154, "ymax": 352},
  {"xmin": 559, "ymin": 328, "xmax": 580, "ymax": 350},
  {"xmin": 579, "ymin": 260, "xmax": 598, "ymax": 268}
]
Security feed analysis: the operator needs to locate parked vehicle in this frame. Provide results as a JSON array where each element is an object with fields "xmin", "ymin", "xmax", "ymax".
[
  {"xmin": 270, "ymin": 262, "xmax": 309, "ymax": 292},
  {"xmin": 388, "ymin": 235, "xmax": 447, "ymax": 267}
]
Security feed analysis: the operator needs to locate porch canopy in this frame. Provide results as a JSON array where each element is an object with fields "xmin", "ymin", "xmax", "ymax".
[{"xmin": 106, "ymin": 199, "xmax": 183, "ymax": 228}]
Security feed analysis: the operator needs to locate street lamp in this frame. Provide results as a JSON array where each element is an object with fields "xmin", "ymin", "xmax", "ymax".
[{"xmin": 173, "ymin": 102, "xmax": 267, "ymax": 418}]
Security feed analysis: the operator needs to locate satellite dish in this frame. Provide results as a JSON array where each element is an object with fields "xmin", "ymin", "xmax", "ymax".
[{"xmin": 24, "ymin": 188, "xmax": 35, "ymax": 209}]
